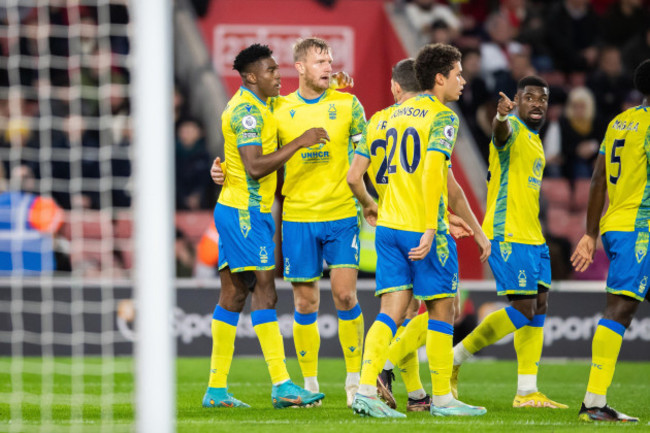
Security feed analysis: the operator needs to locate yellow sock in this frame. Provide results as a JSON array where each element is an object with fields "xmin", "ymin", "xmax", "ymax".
[
  {"xmin": 360, "ymin": 314, "xmax": 396, "ymax": 387},
  {"xmin": 427, "ymin": 320, "xmax": 454, "ymax": 396},
  {"xmin": 338, "ymin": 304, "xmax": 364, "ymax": 373},
  {"xmin": 293, "ymin": 312, "xmax": 320, "ymax": 378},
  {"xmin": 462, "ymin": 306, "xmax": 529, "ymax": 354},
  {"xmin": 587, "ymin": 319, "xmax": 625, "ymax": 396},
  {"xmin": 514, "ymin": 314, "xmax": 545, "ymax": 375},
  {"xmin": 399, "ymin": 349, "xmax": 423, "ymax": 393},
  {"xmin": 208, "ymin": 305, "xmax": 239, "ymax": 388},
  {"xmin": 388, "ymin": 313, "xmax": 427, "ymax": 366},
  {"xmin": 251, "ymin": 309, "xmax": 290, "ymax": 385}
]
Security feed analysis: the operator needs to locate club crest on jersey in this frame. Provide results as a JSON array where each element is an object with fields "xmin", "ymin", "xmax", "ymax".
[
  {"xmin": 259, "ymin": 246, "xmax": 268, "ymax": 264},
  {"xmin": 500, "ymin": 242, "xmax": 512, "ymax": 262},
  {"xmin": 241, "ymin": 114, "xmax": 257, "ymax": 130},
  {"xmin": 328, "ymin": 103, "xmax": 337, "ymax": 120},
  {"xmin": 518, "ymin": 270, "xmax": 527, "ymax": 287},
  {"xmin": 635, "ymin": 232, "xmax": 649, "ymax": 263},
  {"xmin": 289, "ymin": 109, "xmax": 296, "ymax": 118}
]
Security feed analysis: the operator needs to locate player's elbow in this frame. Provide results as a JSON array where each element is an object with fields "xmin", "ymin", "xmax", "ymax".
[{"xmin": 346, "ymin": 169, "xmax": 361, "ymax": 189}]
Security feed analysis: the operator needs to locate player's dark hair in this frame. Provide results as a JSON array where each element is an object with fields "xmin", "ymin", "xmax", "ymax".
[
  {"xmin": 634, "ymin": 59, "xmax": 650, "ymax": 96},
  {"xmin": 517, "ymin": 75, "xmax": 549, "ymax": 91},
  {"xmin": 391, "ymin": 59, "xmax": 421, "ymax": 93},
  {"xmin": 414, "ymin": 43, "xmax": 462, "ymax": 91},
  {"xmin": 233, "ymin": 44, "xmax": 273, "ymax": 74},
  {"xmin": 293, "ymin": 37, "xmax": 330, "ymax": 62}
]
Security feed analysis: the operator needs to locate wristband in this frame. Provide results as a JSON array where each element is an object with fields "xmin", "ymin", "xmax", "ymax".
[{"xmin": 496, "ymin": 112, "xmax": 508, "ymax": 122}]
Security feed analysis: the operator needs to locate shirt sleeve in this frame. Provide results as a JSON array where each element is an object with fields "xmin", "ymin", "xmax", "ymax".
[
  {"xmin": 427, "ymin": 110, "xmax": 459, "ymax": 159},
  {"xmin": 355, "ymin": 122, "xmax": 371, "ymax": 159},
  {"xmin": 349, "ymin": 95, "xmax": 367, "ymax": 142},
  {"xmin": 493, "ymin": 117, "xmax": 519, "ymax": 152},
  {"xmin": 230, "ymin": 103, "xmax": 264, "ymax": 148}
]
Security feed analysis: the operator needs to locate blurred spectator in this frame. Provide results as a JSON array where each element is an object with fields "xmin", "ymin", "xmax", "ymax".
[
  {"xmin": 622, "ymin": 25, "xmax": 650, "ymax": 76},
  {"xmin": 175, "ymin": 228, "xmax": 195, "ymax": 277},
  {"xmin": 457, "ymin": 48, "xmax": 491, "ymax": 160},
  {"xmin": 480, "ymin": 12, "xmax": 523, "ymax": 92},
  {"xmin": 175, "ymin": 118, "xmax": 211, "ymax": 210},
  {"xmin": 586, "ymin": 46, "xmax": 633, "ymax": 124},
  {"xmin": 0, "ymin": 164, "xmax": 64, "ymax": 275},
  {"xmin": 405, "ymin": 0, "xmax": 461, "ymax": 42},
  {"xmin": 546, "ymin": 87, "xmax": 604, "ymax": 182},
  {"xmin": 545, "ymin": 0, "xmax": 600, "ymax": 73},
  {"xmin": 195, "ymin": 221, "xmax": 219, "ymax": 278},
  {"xmin": 601, "ymin": 0, "xmax": 649, "ymax": 47},
  {"xmin": 517, "ymin": 0, "xmax": 553, "ymax": 72}
]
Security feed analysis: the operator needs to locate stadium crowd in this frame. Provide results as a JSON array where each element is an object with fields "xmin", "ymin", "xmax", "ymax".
[{"xmin": 0, "ymin": 0, "xmax": 648, "ymax": 276}]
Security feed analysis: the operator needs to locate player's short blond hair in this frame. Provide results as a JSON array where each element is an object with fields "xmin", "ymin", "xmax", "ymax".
[{"xmin": 293, "ymin": 37, "xmax": 330, "ymax": 62}]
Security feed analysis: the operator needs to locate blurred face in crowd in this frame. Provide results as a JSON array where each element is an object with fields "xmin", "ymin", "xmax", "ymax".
[
  {"xmin": 515, "ymin": 85, "xmax": 549, "ymax": 130},
  {"xmin": 600, "ymin": 48, "xmax": 622, "ymax": 78},
  {"xmin": 178, "ymin": 121, "xmax": 202, "ymax": 148},
  {"xmin": 250, "ymin": 56, "xmax": 281, "ymax": 99},
  {"xmin": 461, "ymin": 52, "xmax": 481, "ymax": 80},
  {"xmin": 296, "ymin": 46, "xmax": 333, "ymax": 94}
]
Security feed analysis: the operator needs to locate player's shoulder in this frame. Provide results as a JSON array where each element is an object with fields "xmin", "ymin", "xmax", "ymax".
[
  {"xmin": 606, "ymin": 105, "xmax": 649, "ymax": 132},
  {"xmin": 369, "ymin": 104, "xmax": 395, "ymax": 124}
]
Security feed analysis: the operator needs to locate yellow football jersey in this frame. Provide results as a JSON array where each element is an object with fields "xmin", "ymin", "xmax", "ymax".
[
  {"xmin": 218, "ymin": 87, "xmax": 278, "ymax": 213},
  {"xmin": 273, "ymin": 89, "xmax": 366, "ymax": 222},
  {"xmin": 600, "ymin": 106, "xmax": 650, "ymax": 233},
  {"xmin": 377, "ymin": 95, "xmax": 458, "ymax": 233},
  {"xmin": 482, "ymin": 115, "xmax": 545, "ymax": 244},
  {"xmin": 354, "ymin": 105, "xmax": 395, "ymax": 206}
]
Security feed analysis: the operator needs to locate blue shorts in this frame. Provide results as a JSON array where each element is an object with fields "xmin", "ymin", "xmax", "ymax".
[
  {"xmin": 282, "ymin": 216, "xmax": 359, "ymax": 282},
  {"xmin": 488, "ymin": 240, "xmax": 551, "ymax": 296},
  {"xmin": 375, "ymin": 227, "xmax": 458, "ymax": 301},
  {"xmin": 214, "ymin": 203, "xmax": 275, "ymax": 273},
  {"xmin": 602, "ymin": 231, "xmax": 650, "ymax": 302}
]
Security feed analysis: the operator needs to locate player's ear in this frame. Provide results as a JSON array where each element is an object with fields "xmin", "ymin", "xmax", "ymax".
[
  {"xmin": 295, "ymin": 61, "xmax": 305, "ymax": 75},
  {"xmin": 435, "ymin": 72, "xmax": 445, "ymax": 87},
  {"xmin": 513, "ymin": 93, "xmax": 519, "ymax": 104}
]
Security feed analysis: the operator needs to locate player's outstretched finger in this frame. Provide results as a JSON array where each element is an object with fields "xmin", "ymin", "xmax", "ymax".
[{"xmin": 498, "ymin": 91, "xmax": 509, "ymax": 101}]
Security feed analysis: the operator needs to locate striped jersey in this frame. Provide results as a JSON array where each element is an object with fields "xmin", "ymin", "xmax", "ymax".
[
  {"xmin": 599, "ymin": 105, "xmax": 650, "ymax": 233},
  {"xmin": 218, "ymin": 86, "xmax": 278, "ymax": 213},
  {"xmin": 482, "ymin": 115, "xmax": 545, "ymax": 245}
]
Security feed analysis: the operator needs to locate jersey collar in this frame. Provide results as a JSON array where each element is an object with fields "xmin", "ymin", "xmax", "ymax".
[
  {"xmin": 514, "ymin": 114, "xmax": 539, "ymax": 135},
  {"xmin": 239, "ymin": 86, "xmax": 267, "ymax": 107},
  {"xmin": 296, "ymin": 89, "xmax": 328, "ymax": 104}
]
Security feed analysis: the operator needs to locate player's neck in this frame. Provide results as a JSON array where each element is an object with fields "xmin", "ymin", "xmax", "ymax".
[
  {"xmin": 298, "ymin": 82, "xmax": 326, "ymax": 100},
  {"xmin": 425, "ymin": 89, "xmax": 448, "ymax": 105},
  {"xmin": 397, "ymin": 92, "xmax": 418, "ymax": 104},
  {"xmin": 243, "ymin": 84, "xmax": 269, "ymax": 104}
]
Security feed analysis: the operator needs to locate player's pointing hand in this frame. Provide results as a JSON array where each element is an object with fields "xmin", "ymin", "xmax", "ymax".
[{"xmin": 497, "ymin": 91, "xmax": 517, "ymax": 117}]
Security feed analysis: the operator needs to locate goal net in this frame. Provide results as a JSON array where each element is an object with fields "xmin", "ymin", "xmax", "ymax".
[{"xmin": 0, "ymin": 1, "xmax": 174, "ymax": 431}]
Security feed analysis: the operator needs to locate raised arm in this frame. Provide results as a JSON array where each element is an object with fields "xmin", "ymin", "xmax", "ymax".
[{"xmin": 493, "ymin": 91, "xmax": 516, "ymax": 147}]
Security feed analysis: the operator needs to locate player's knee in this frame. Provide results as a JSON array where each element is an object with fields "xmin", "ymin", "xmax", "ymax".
[
  {"xmin": 294, "ymin": 296, "xmax": 319, "ymax": 314},
  {"xmin": 333, "ymin": 290, "xmax": 357, "ymax": 310},
  {"xmin": 220, "ymin": 290, "xmax": 247, "ymax": 312}
]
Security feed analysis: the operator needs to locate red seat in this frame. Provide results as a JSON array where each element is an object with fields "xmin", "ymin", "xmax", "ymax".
[
  {"xmin": 541, "ymin": 178, "xmax": 571, "ymax": 208},
  {"xmin": 175, "ymin": 211, "xmax": 213, "ymax": 243}
]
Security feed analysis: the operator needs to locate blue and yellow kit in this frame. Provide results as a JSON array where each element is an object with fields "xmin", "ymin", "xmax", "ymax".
[{"xmin": 599, "ymin": 105, "xmax": 650, "ymax": 301}]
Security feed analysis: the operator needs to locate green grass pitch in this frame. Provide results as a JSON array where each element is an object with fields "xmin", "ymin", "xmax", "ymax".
[{"xmin": 1, "ymin": 357, "xmax": 649, "ymax": 432}]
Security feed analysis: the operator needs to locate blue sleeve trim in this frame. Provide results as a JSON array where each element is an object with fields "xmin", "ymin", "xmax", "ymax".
[
  {"xmin": 427, "ymin": 319, "xmax": 453, "ymax": 335},
  {"xmin": 237, "ymin": 142, "xmax": 262, "ymax": 148},
  {"xmin": 401, "ymin": 318, "xmax": 411, "ymax": 328},
  {"xmin": 294, "ymin": 311, "xmax": 318, "ymax": 325},
  {"xmin": 338, "ymin": 303, "xmax": 362, "ymax": 321},
  {"xmin": 529, "ymin": 314, "xmax": 546, "ymax": 328},
  {"xmin": 598, "ymin": 150, "xmax": 605, "ymax": 155},
  {"xmin": 598, "ymin": 318, "xmax": 626, "ymax": 337},
  {"xmin": 376, "ymin": 313, "xmax": 397, "ymax": 336},
  {"xmin": 354, "ymin": 149, "xmax": 370, "ymax": 158},
  {"xmin": 427, "ymin": 147, "xmax": 451, "ymax": 159},
  {"xmin": 505, "ymin": 306, "xmax": 531, "ymax": 329},
  {"xmin": 251, "ymin": 309, "xmax": 278, "ymax": 326},
  {"xmin": 213, "ymin": 305, "xmax": 240, "ymax": 327}
]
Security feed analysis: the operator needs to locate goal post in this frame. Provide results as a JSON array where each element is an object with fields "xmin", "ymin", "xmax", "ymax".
[{"xmin": 131, "ymin": 0, "xmax": 176, "ymax": 432}]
